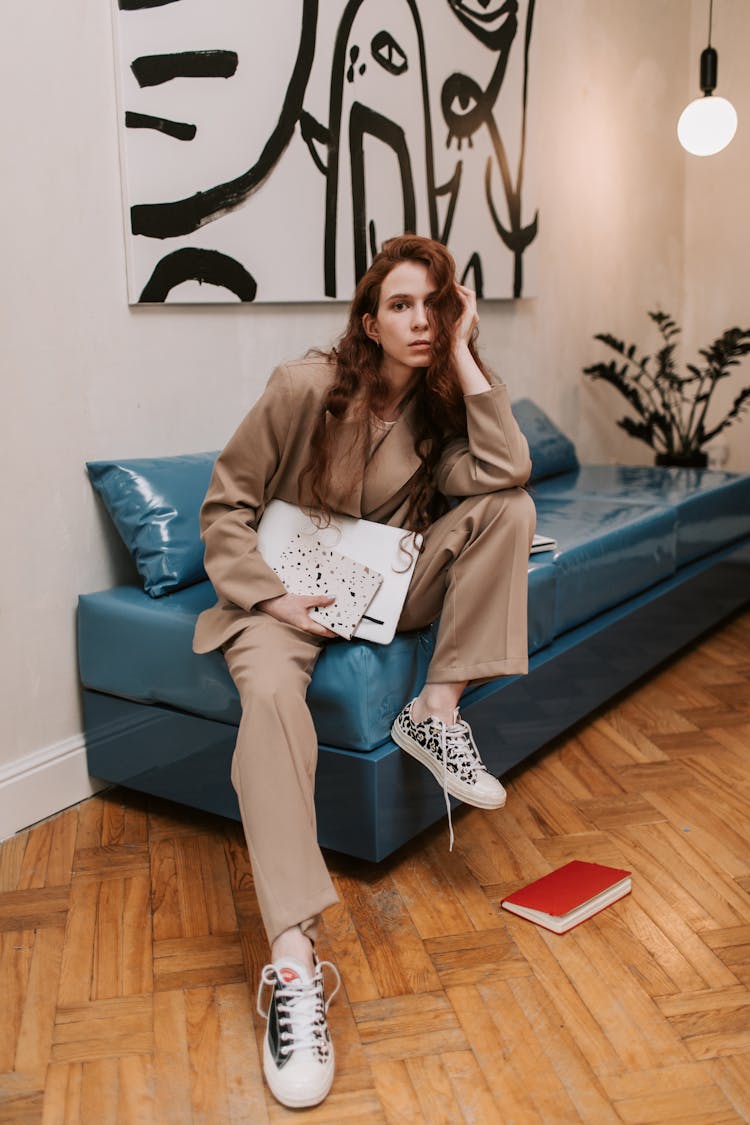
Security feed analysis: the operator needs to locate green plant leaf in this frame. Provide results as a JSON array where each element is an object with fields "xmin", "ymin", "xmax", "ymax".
[{"xmin": 582, "ymin": 312, "xmax": 750, "ymax": 456}]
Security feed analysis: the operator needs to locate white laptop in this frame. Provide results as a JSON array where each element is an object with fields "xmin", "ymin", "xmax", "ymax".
[{"xmin": 256, "ymin": 499, "xmax": 422, "ymax": 644}]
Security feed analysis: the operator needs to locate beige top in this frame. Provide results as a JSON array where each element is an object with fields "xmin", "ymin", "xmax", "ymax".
[{"xmin": 368, "ymin": 413, "xmax": 398, "ymax": 460}]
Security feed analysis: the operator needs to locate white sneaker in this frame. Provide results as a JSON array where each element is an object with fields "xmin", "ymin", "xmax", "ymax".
[
  {"xmin": 257, "ymin": 956, "xmax": 340, "ymax": 1109},
  {"xmin": 392, "ymin": 699, "xmax": 507, "ymax": 848}
]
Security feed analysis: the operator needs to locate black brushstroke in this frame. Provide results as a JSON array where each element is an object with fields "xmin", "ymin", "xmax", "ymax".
[
  {"xmin": 483, "ymin": 0, "xmax": 538, "ymax": 296},
  {"xmin": 125, "ymin": 111, "xmax": 196, "ymax": 142},
  {"xmin": 518, "ymin": 0, "xmax": 535, "ymax": 198},
  {"xmin": 445, "ymin": 0, "xmax": 518, "ymax": 52},
  {"xmin": 435, "ymin": 161, "xmax": 462, "ymax": 244},
  {"xmin": 324, "ymin": 0, "xmax": 436, "ymax": 297},
  {"xmin": 460, "ymin": 252, "xmax": 484, "ymax": 298},
  {"xmin": 485, "ymin": 155, "xmax": 538, "ymax": 298},
  {"xmin": 441, "ymin": 0, "xmax": 537, "ymax": 295},
  {"xmin": 371, "ymin": 30, "xmax": 408, "ymax": 76},
  {"xmin": 299, "ymin": 110, "xmax": 331, "ymax": 174},
  {"xmin": 119, "ymin": 0, "xmax": 182, "ymax": 8},
  {"xmin": 350, "ymin": 103, "xmax": 416, "ymax": 283},
  {"xmin": 139, "ymin": 248, "xmax": 257, "ymax": 303},
  {"xmin": 441, "ymin": 74, "xmax": 483, "ymax": 148},
  {"xmin": 347, "ymin": 44, "xmax": 367, "ymax": 84},
  {"xmin": 131, "ymin": 51, "xmax": 238, "ymax": 89},
  {"xmin": 130, "ymin": 0, "xmax": 318, "ymax": 239},
  {"xmin": 368, "ymin": 219, "xmax": 378, "ymax": 259},
  {"xmin": 441, "ymin": 39, "xmax": 514, "ymax": 149},
  {"xmin": 441, "ymin": 0, "xmax": 517, "ymax": 150}
]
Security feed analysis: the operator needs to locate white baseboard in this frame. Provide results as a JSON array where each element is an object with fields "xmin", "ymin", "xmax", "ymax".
[{"xmin": 0, "ymin": 734, "xmax": 106, "ymax": 842}]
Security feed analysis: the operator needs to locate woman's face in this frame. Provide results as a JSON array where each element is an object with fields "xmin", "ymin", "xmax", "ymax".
[{"xmin": 363, "ymin": 261, "xmax": 438, "ymax": 379}]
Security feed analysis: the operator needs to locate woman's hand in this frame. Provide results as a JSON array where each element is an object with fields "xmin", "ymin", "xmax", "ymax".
[
  {"xmin": 451, "ymin": 284, "xmax": 490, "ymax": 394},
  {"xmin": 257, "ymin": 592, "xmax": 338, "ymax": 639},
  {"xmin": 453, "ymin": 284, "xmax": 479, "ymax": 351}
]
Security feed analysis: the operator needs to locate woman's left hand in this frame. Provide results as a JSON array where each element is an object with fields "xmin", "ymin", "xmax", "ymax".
[{"xmin": 454, "ymin": 284, "xmax": 479, "ymax": 350}]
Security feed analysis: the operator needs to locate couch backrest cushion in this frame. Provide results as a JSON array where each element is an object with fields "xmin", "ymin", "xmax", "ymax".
[
  {"xmin": 87, "ymin": 452, "xmax": 218, "ymax": 597},
  {"xmin": 86, "ymin": 399, "xmax": 576, "ymax": 597},
  {"xmin": 513, "ymin": 398, "xmax": 579, "ymax": 482}
]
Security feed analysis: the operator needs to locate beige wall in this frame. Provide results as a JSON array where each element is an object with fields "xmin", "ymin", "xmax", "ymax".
[
  {"xmin": 683, "ymin": 0, "xmax": 750, "ymax": 472},
  {"xmin": 0, "ymin": 1, "xmax": 745, "ymax": 834}
]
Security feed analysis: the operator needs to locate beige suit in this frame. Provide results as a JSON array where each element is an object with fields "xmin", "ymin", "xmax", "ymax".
[{"xmin": 194, "ymin": 356, "xmax": 535, "ymax": 944}]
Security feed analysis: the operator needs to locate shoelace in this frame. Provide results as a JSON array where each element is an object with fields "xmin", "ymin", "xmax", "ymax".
[
  {"xmin": 437, "ymin": 713, "xmax": 488, "ymax": 852},
  {"xmin": 257, "ymin": 962, "xmax": 341, "ymax": 1058}
]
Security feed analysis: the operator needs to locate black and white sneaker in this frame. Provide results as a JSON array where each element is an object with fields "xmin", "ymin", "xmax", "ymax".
[
  {"xmin": 392, "ymin": 699, "xmax": 507, "ymax": 847},
  {"xmin": 256, "ymin": 956, "xmax": 340, "ymax": 1109}
]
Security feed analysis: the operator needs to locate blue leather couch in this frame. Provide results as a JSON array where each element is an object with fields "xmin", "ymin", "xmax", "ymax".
[{"xmin": 79, "ymin": 402, "xmax": 750, "ymax": 861}]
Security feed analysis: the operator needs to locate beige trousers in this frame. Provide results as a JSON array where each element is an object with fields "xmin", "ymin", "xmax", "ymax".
[{"xmin": 223, "ymin": 488, "xmax": 535, "ymax": 946}]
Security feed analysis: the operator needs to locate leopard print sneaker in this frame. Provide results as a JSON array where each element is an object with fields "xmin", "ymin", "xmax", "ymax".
[{"xmin": 391, "ymin": 699, "xmax": 507, "ymax": 848}]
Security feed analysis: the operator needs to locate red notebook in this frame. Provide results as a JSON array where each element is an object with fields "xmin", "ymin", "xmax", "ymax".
[{"xmin": 500, "ymin": 860, "xmax": 631, "ymax": 933}]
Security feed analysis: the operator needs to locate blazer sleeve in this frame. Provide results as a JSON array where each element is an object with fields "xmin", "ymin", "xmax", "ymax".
[
  {"xmin": 436, "ymin": 383, "xmax": 532, "ymax": 497},
  {"xmin": 199, "ymin": 365, "xmax": 292, "ymax": 612}
]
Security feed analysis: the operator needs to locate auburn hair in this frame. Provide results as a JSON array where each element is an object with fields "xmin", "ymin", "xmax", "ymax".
[{"xmin": 300, "ymin": 235, "xmax": 490, "ymax": 534}]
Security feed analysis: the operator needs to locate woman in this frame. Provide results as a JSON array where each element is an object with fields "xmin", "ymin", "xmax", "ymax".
[{"xmin": 193, "ymin": 235, "xmax": 535, "ymax": 1108}]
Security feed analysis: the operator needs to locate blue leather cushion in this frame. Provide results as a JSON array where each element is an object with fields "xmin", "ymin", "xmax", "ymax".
[
  {"xmin": 512, "ymin": 399, "xmax": 579, "ymax": 482},
  {"xmin": 530, "ymin": 493, "xmax": 677, "ymax": 634},
  {"xmin": 84, "ymin": 398, "xmax": 573, "ymax": 598},
  {"xmin": 527, "ymin": 560, "xmax": 558, "ymax": 654},
  {"xmin": 78, "ymin": 584, "xmax": 435, "ymax": 751},
  {"xmin": 78, "ymin": 560, "xmax": 558, "ymax": 752},
  {"xmin": 532, "ymin": 465, "xmax": 750, "ymax": 566},
  {"xmin": 87, "ymin": 452, "xmax": 218, "ymax": 597}
]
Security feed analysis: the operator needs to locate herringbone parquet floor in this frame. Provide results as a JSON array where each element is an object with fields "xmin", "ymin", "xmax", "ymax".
[{"xmin": 2, "ymin": 609, "xmax": 750, "ymax": 1123}]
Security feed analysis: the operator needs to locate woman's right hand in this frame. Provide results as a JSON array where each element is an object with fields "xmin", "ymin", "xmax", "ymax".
[{"xmin": 256, "ymin": 592, "xmax": 338, "ymax": 639}]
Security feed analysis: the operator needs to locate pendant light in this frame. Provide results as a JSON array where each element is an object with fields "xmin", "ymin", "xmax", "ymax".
[{"xmin": 677, "ymin": 0, "xmax": 737, "ymax": 156}]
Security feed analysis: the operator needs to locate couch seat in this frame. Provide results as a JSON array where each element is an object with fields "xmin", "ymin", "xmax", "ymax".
[
  {"xmin": 530, "ymin": 493, "xmax": 677, "ymax": 634},
  {"xmin": 78, "ymin": 558, "xmax": 558, "ymax": 753},
  {"xmin": 536, "ymin": 465, "xmax": 750, "ymax": 565}
]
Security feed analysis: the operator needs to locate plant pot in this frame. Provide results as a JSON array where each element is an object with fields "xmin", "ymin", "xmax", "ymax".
[{"xmin": 655, "ymin": 451, "xmax": 708, "ymax": 469}]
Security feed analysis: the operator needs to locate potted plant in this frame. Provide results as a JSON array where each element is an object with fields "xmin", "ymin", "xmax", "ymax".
[{"xmin": 583, "ymin": 311, "xmax": 750, "ymax": 467}]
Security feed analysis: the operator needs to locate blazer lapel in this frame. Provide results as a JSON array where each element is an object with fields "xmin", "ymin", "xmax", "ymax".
[
  {"xmin": 322, "ymin": 411, "xmax": 366, "ymax": 517},
  {"xmin": 360, "ymin": 398, "xmax": 422, "ymax": 517}
]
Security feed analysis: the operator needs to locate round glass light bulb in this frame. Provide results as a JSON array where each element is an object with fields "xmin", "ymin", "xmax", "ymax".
[{"xmin": 678, "ymin": 94, "xmax": 738, "ymax": 156}]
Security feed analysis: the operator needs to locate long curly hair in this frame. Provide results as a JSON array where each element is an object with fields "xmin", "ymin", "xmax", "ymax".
[{"xmin": 301, "ymin": 235, "xmax": 490, "ymax": 533}]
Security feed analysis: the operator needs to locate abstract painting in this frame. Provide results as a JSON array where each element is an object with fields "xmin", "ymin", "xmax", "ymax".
[{"xmin": 112, "ymin": 0, "xmax": 538, "ymax": 303}]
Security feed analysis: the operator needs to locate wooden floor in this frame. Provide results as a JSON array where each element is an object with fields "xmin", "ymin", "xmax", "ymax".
[{"xmin": 2, "ymin": 611, "xmax": 750, "ymax": 1124}]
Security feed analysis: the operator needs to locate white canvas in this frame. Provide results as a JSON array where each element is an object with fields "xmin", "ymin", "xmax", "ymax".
[{"xmin": 111, "ymin": 0, "xmax": 539, "ymax": 304}]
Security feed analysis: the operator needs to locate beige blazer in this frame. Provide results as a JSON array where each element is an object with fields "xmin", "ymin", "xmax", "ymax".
[{"xmin": 193, "ymin": 355, "xmax": 531, "ymax": 653}]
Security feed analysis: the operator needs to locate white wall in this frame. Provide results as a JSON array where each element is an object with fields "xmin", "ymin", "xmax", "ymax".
[
  {"xmin": 683, "ymin": 0, "xmax": 750, "ymax": 472},
  {"xmin": 1, "ymin": 0, "xmax": 745, "ymax": 836}
]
